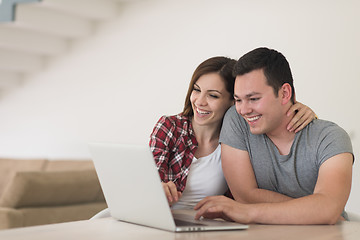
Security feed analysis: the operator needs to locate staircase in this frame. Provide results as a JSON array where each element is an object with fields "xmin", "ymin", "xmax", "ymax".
[{"xmin": 0, "ymin": 0, "xmax": 127, "ymax": 96}]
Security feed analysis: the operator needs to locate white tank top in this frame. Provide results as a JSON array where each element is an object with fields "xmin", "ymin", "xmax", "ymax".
[{"xmin": 171, "ymin": 144, "xmax": 228, "ymax": 209}]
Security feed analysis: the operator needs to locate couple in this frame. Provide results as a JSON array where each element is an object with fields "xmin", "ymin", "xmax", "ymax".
[{"xmin": 150, "ymin": 47, "xmax": 353, "ymax": 225}]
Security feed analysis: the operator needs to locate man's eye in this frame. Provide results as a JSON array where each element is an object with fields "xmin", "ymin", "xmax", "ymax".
[{"xmin": 250, "ymin": 98, "xmax": 260, "ymax": 101}]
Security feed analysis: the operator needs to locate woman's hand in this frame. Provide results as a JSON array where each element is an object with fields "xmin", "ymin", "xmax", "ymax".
[
  {"xmin": 287, "ymin": 102, "xmax": 317, "ymax": 133},
  {"xmin": 162, "ymin": 181, "xmax": 182, "ymax": 206}
]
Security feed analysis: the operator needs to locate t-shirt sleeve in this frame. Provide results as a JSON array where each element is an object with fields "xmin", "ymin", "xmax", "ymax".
[
  {"xmin": 219, "ymin": 106, "xmax": 249, "ymax": 151},
  {"xmin": 316, "ymin": 122, "xmax": 354, "ymax": 167}
]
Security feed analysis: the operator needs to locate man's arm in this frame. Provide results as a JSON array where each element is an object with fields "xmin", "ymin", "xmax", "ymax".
[
  {"xmin": 247, "ymin": 152, "xmax": 353, "ymax": 224},
  {"xmin": 196, "ymin": 152, "xmax": 353, "ymax": 224},
  {"xmin": 221, "ymin": 143, "xmax": 292, "ymax": 203}
]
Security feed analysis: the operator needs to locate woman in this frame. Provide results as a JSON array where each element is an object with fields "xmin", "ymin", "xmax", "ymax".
[{"xmin": 149, "ymin": 56, "xmax": 316, "ymax": 209}]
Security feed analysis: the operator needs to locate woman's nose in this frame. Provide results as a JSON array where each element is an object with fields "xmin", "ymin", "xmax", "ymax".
[{"xmin": 196, "ymin": 93, "xmax": 207, "ymax": 106}]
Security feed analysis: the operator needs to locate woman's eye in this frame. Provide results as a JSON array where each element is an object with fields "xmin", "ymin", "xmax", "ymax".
[
  {"xmin": 209, "ymin": 94, "xmax": 219, "ymax": 99},
  {"xmin": 193, "ymin": 88, "xmax": 200, "ymax": 92}
]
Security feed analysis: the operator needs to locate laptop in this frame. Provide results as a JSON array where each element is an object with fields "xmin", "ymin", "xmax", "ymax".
[{"xmin": 88, "ymin": 142, "xmax": 248, "ymax": 232}]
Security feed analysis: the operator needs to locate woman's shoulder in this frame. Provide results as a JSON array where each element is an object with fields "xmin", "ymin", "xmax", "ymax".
[
  {"xmin": 157, "ymin": 113, "xmax": 191, "ymax": 127},
  {"xmin": 152, "ymin": 114, "xmax": 194, "ymax": 142}
]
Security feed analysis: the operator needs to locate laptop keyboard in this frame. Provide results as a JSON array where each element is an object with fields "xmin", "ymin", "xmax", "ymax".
[{"xmin": 174, "ymin": 219, "xmax": 205, "ymax": 226}]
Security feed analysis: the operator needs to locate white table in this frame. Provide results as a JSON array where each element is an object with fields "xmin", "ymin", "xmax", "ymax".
[{"xmin": 0, "ymin": 217, "xmax": 359, "ymax": 240}]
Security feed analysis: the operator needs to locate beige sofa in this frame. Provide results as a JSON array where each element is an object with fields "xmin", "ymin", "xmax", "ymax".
[{"xmin": 0, "ymin": 158, "xmax": 107, "ymax": 230}]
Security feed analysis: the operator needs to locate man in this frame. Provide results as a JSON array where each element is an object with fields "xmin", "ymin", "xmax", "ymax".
[{"xmin": 194, "ymin": 47, "xmax": 354, "ymax": 224}]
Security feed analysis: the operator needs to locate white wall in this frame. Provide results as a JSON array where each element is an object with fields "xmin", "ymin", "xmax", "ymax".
[{"xmin": 0, "ymin": 0, "xmax": 359, "ymax": 213}]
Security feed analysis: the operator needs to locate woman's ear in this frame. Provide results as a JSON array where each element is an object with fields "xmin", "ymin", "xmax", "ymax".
[{"xmin": 280, "ymin": 83, "xmax": 292, "ymax": 105}]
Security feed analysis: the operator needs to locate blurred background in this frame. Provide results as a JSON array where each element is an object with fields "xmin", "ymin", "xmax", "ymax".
[{"xmin": 0, "ymin": 0, "xmax": 359, "ymax": 214}]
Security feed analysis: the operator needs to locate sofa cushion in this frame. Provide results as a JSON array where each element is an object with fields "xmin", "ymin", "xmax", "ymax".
[
  {"xmin": 0, "ymin": 207, "xmax": 24, "ymax": 229},
  {"xmin": 0, "ymin": 170, "xmax": 103, "ymax": 208},
  {"xmin": 0, "ymin": 158, "xmax": 47, "ymax": 197},
  {"xmin": 20, "ymin": 202, "xmax": 107, "ymax": 227},
  {"xmin": 44, "ymin": 160, "xmax": 95, "ymax": 172}
]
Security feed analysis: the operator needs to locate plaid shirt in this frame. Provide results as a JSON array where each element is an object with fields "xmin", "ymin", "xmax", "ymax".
[{"xmin": 149, "ymin": 114, "xmax": 198, "ymax": 192}]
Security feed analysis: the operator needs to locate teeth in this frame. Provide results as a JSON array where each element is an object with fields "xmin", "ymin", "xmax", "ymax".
[
  {"xmin": 247, "ymin": 116, "xmax": 260, "ymax": 122},
  {"xmin": 196, "ymin": 108, "xmax": 210, "ymax": 115}
]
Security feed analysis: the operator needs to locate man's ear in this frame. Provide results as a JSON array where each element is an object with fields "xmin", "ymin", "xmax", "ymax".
[{"xmin": 279, "ymin": 83, "xmax": 292, "ymax": 105}]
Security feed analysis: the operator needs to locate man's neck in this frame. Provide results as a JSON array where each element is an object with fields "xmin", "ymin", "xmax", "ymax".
[{"xmin": 266, "ymin": 112, "xmax": 296, "ymax": 155}]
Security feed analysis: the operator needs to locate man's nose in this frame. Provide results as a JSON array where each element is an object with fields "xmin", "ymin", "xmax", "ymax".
[{"xmin": 238, "ymin": 102, "xmax": 251, "ymax": 116}]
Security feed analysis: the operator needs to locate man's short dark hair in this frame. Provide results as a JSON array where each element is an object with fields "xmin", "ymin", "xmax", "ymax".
[{"xmin": 233, "ymin": 47, "xmax": 295, "ymax": 103}]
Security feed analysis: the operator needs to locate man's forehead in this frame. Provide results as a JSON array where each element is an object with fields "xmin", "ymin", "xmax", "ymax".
[{"xmin": 234, "ymin": 73, "xmax": 268, "ymax": 96}]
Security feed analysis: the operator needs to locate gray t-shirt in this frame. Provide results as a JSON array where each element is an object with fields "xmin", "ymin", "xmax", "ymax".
[{"xmin": 220, "ymin": 106, "xmax": 353, "ymax": 199}]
